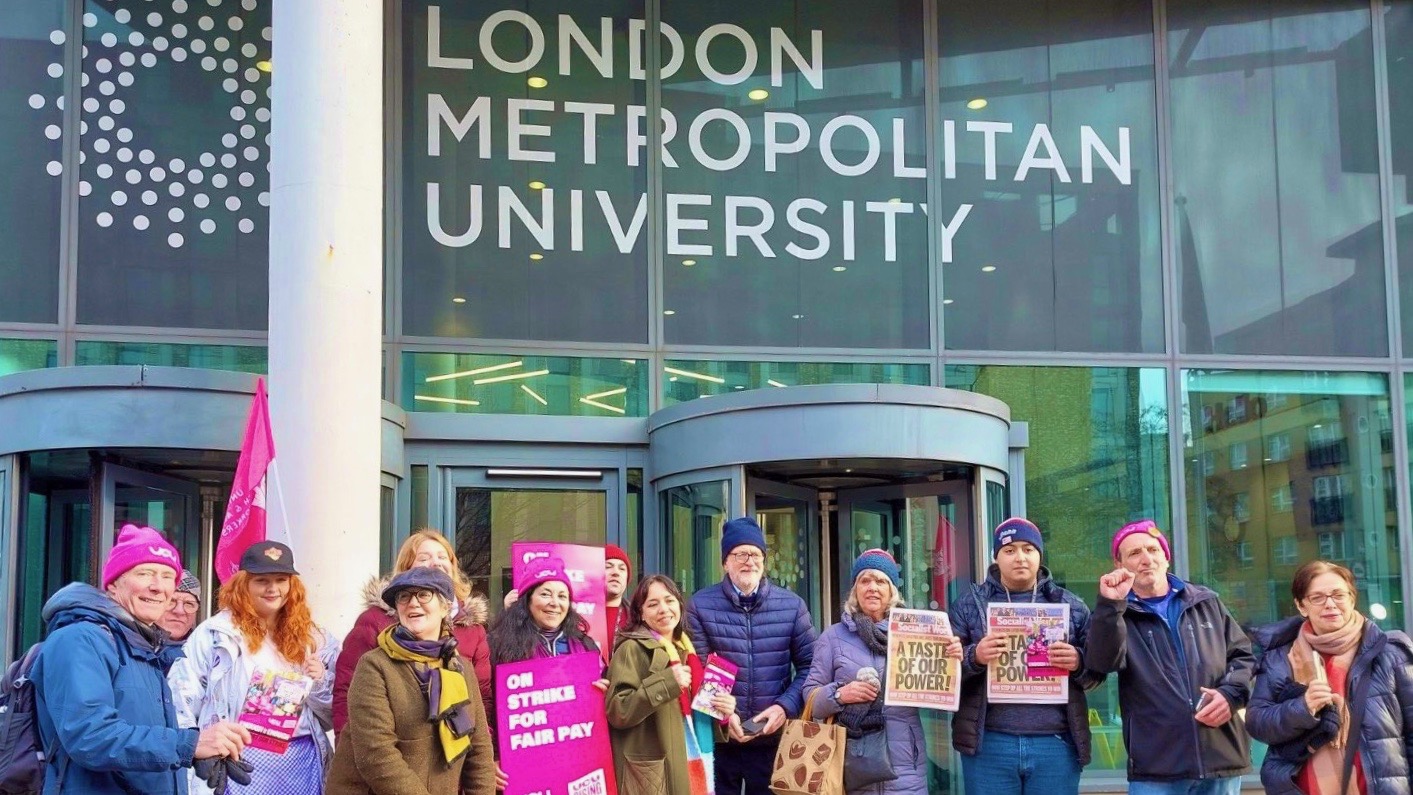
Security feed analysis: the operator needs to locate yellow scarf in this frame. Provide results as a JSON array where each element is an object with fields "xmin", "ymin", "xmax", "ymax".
[
  {"xmin": 653, "ymin": 630, "xmax": 696, "ymax": 663},
  {"xmin": 377, "ymin": 626, "xmax": 472, "ymax": 763}
]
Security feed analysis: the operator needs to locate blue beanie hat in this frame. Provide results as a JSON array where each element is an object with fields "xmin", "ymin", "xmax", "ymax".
[
  {"xmin": 721, "ymin": 517, "xmax": 767, "ymax": 562},
  {"xmin": 993, "ymin": 517, "xmax": 1044, "ymax": 558},
  {"xmin": 381, "ymin": 566, "xmax": 456, "ymax": 610},
  {"xmin": 851, "ymin": 548, "xmax": 901, "ymax": 587}
]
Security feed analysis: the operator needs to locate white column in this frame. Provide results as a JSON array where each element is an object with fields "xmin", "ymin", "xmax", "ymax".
[{"xmin": 267, "ymin": 0, "xmax": 383, "ymax": 637}]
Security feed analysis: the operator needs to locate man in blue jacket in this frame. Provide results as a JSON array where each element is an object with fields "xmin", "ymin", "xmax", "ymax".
[
  {"xmin": 31, "ymin": 524, "xmax": 250, "ymax": 794},
  {"xmin": 1086, "ymin": 519, "xmax": 1254, "ymax": 795},
  {"xmin": 688, "ymin": 517, "xmax": 818, "ymax": 795}
]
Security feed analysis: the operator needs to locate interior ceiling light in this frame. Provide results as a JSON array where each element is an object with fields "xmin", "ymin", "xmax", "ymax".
[
  {"xmin": 452, "ymin": 296, "xmax": 466, "ymax": 304},
  {"xmin": 791, "ymin": 314, "xmax": 805, "ymax": 319},
  {"xmin": 682, "ymin": 259, "xmax": 696, "ymax": 266},
  {"xmin": 767, "ymin": 379, "xmax": 788, "ymax": 388},
  {"xmin": 966, "ymin": 97, "xmax": 987, "ymax": 110},
  {"xmin": 473, "ymin": 368, "xmax": 550, "ymax": 385},
  {"xmin": 580, "ymin": 397, "xmax": 626, "ymax": 414},
  {"xmin": 425, "ymin": 360, "xmax": 523, "ymax": 384},
  {"xmin": 747, "ymin": 88, "xmax": 769, "ymax": 100},
  {"xmin": 256, "ymin": 60, "xmax": 272, "ymax": 73},
  {"xmin": 520, "ymin": 384, "xmax": 548, "ymax": 406},
  {"xmin": 943, "ymin": 298, "xmax": 954, "ymax": 305},
  {"xmin": 579, "ymin": 387, "xmax": 628, "ymax": 415},
  {"xmin": 832, "ymin": 266, "xmax": 846, "ymax": 272},
  {"xmin": 981, "ymin": 264, "xmax": 997, "ymax": 272},
  {"xmin": 530, "ymin": 253, "xmax": 544, "ymax": 261},
  {"xmin": 664, "ymin": 366, "xmax": 725, "ymax": 384},
  {"xmin": 528, "ymin": 180, "xmax": 546, "ymax": 190},
  {"xmin": 527, "ymin": 76, "xmax": 548, "ymax": 88},
  {"xmin": 663, "ymin": 309, "xmax": 676, "ymax": 315},
  {"xmin": 414, "ymin": 394, "xmax": 480, "ymax": 407}
]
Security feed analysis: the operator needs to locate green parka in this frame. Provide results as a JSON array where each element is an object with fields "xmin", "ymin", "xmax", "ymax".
[{"xmin": 606, "ymin": 629, "xmax": 694, "ymax": 795}]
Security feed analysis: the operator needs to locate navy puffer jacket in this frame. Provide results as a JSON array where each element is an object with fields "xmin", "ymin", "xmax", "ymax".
[
  {"xmin": 1247, "ymin": 616, "xmax": 1413, "ymax": 795},
  {"xmin": 687, "ymin": 578, "xmax": 818, "ymax": 728}
]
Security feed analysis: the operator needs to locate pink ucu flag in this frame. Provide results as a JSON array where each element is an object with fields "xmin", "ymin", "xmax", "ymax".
[{"xmin": 216, "ymin": 378, "xmax": 276, "ymax": 583}]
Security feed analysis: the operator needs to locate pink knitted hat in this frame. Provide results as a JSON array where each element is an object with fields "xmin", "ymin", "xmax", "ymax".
[
  {"xmin": 1111, "ymin": 519, "xmax": 1171, "ymax": 562},
  {"xmin": 102, "ymin": 524, "xmax": 182, "ymax": 588}
]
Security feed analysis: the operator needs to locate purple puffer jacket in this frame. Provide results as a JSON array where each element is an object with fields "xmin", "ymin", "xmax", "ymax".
[{"xmin": 803, "ymin": 612, "xmax": 928, "ymax": 795}]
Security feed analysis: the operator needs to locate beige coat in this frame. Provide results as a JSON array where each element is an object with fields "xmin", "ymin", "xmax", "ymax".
[{"xmin": 325, "ymin": 647, "xmax": 495, "ymax": 795}]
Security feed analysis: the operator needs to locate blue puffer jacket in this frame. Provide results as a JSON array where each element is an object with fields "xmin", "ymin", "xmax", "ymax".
[
  {"xmin": 1247, "ymin": 616, "xmax": 1413, "ymax": 795},
  {"xmin": 687, "ymin": 578, "xmax": 818, "ymax": 729},
  {"xmin": 803, "ymin": 612, "xmax": 928, "ymax": 795},
  {"xmin": 31, "ymin": 583, "xmax": 198, "ymax": 795}
]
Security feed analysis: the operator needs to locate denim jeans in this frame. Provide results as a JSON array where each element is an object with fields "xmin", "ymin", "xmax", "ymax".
[
  {"xmin": 1127, "ymin": 777, "xmax": 1243, "ymax": 795},
  {"xmin": 961, "ymin": 731, "xmax": 1082, "ymax": 795}
]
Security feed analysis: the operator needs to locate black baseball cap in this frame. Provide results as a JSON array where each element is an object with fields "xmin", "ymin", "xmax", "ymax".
[{"xmin": 239, "ymin": 540, "xmax": 300, "ymax": 575}]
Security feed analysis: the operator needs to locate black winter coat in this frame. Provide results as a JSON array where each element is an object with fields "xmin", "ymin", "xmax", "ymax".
[
  {"xmin": 1247, "ymin": 616, "xmax": 1413, "ymax": 795},
  {"xmin": 947, "ymin": 565, "xmax": 1104, "ymax": 764},
  {"xmin": 687, "ymin": 578, "xmax": 817, "ymax": 730},
  {"xmin": 1086, "ymin": 576, "xmax": 1254, "ymax": 782}
]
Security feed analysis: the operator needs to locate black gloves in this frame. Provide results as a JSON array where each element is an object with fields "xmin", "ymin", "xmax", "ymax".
[{"xmin": 193, "ymin": 756, "xmax": 255, "ymax": 794}]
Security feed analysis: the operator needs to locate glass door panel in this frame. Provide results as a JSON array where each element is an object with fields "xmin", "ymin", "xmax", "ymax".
[
  {"xmin": 837, "ymin": 476, "xmax": 978, "ymax": 795},
  {"xmin": 662, "ymin": 480, "xmax": 730, "ymax": 597},
  {"xmin": 100, "ymin": 463, "xmax": 202, "ymax": 574},
  {"xmin": 448, "ymin": 471, "xmax": 616, "ymax": 609},
  {"xmin": 750, "ymin": 480, "xmax": 820, "ymax": 626}
]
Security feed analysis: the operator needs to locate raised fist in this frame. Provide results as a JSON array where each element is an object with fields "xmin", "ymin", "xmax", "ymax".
[{"xmin": 1099, "ymin": 568, "xmax": 1135, "ymax": 601}]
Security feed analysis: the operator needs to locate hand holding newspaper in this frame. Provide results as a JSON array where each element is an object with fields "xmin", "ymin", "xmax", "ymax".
[{"xmin": 690, "ymin": 654, "xmax": 739, "ymax": 720}]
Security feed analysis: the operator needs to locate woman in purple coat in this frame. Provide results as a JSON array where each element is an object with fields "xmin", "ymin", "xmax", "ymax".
[{"xmin": 803, "ymin": 550, "xmax": 962, "ymax": 795}]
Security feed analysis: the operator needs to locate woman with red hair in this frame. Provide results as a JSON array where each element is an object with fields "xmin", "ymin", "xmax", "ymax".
[{"xmin": 170, "ymin": 541, "xmax": 340, "ymax": 794}]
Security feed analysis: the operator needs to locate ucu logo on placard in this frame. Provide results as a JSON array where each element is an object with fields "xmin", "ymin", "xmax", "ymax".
[{"xmin": 149, "ymin": 546, "xmax": 177, "ymax": 561}]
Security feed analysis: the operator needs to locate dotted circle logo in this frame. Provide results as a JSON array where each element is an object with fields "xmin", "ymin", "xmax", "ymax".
[{"xmin": 27, "ymin": 0, "xmax": 271, "ymax": 249}]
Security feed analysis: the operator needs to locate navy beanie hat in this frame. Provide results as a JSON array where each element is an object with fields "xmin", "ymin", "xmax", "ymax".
[
  {"xmin": 720, "ymin": 517, "xmax": 767, "ymax": 562},
  {"xmin": 851, "ymin": 548, "xmax": 901, "ymax": 587},
  {"xmin": 992, "ymin": 517, "xmax": 1044, "ymax": 558},
  {"xmin": 381, "ymin": 566, "xmax": 456, "ymax": 610}
]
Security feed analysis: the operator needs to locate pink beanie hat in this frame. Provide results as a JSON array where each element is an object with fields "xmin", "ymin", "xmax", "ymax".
[
  {"xmin": 102, "ymin": 524, "xmax": 182, "ymax": 588},
  {"xmin": 514, "ymin": 556, "xmax": 575, "ymax": 601},
  {"xmin": 1111, "ymin": 519, "xmax": 1171, "ymax": 562}
]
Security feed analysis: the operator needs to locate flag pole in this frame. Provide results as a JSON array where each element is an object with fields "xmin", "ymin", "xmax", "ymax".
[{"xmin": 268, "ymin": 457, "xmax": 296, "ymax": 551}]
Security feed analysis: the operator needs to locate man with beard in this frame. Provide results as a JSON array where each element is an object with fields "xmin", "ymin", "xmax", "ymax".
[
  {"xmin": 1087, "ymin": 520, "xmax": 1254, "ymax": 795},
  {"xmin": 949, "ymin": 517, "xmax": 1101, "ymax": 795}
]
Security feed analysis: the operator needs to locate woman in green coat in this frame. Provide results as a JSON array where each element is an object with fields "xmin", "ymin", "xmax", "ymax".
[
  {"xmin": 326, "ymin": 567, "xmax": 495, "ymax": 795},
  {"xmin": 607, "ymin": 575, "xmax": 735, "ymax": 795}
]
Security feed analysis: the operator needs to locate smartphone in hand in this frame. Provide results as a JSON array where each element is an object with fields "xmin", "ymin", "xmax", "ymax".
[
  {"xmin": 1194, "ymin": 691, "xmax": 1214, "ymax": 714},
  {"xmin": 740, "ymin": 717, "xmax": 767, "ymax": 736}
]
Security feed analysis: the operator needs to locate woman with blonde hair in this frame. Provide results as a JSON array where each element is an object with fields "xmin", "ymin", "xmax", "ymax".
[
  {"xmin": 169, "ymin": 541, "xmax": 340, "ymax": 794},
  {"xmin": 333, "ymin": 528, "xmax": 491, "ymax": 737}
]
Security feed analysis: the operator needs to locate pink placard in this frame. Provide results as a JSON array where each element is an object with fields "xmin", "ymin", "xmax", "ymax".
[
  {"xmin": 512, "ymin": 542, "xmax": 609, "ymax": 656},
  {"xmin": 497, "ymin": 652, "xmax": 617, "ymax": 795}
]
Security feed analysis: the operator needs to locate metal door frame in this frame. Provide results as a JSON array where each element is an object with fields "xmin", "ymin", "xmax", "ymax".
[
  {"xmin": 97, "ymin": 462, "xmax": 203, "ymax": 564},
  {"xmin": 746, "ymin": 476, "xmax": 824, "ymax": 623}
]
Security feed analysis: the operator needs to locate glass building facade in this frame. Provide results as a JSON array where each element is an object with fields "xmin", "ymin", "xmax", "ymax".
[{"xmin": 3, "ymin": 0, "xmax": 1413, "ymax": 788}]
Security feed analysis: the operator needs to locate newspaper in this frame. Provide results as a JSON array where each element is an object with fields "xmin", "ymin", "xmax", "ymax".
[
  {"xmin": 984, "ymin": 603, "xmax": 1069, "ymax": 704},
  {"xmin": 883, "ymin": 608, "xmax": 960, "ymax": 711}
]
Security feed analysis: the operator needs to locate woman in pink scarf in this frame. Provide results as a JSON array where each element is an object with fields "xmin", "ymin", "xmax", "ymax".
[{"xmin": 1248, "ymin": 560, "xmax": 1413, "ymax": 795}]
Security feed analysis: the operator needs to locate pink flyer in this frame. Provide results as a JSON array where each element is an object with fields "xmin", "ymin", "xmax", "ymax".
[
  {"xmin": 512, "ymin": 542, "xmax": 609, "ymax": 656},
  {"xmin": 497, "ymin": 652, "xmax": 616, "ymax": 795}
]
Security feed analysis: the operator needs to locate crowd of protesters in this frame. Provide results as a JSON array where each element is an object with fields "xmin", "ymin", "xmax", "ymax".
[{"xmin": 22, "ymin": 514, "xmax": 1413, "ymax": 795}]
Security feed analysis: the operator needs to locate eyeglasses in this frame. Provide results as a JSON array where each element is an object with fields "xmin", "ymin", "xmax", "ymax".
[
  {"xmin": 1304, "ymin": 590, "xmax": 1353, "ymax": 607},
  {"xmin": 729, "ymin": 551, "xmax": 764, "ymax": 564},
  {"xmin": 395, "ymin": 589, "xmax": 437, "ymax": 606}
]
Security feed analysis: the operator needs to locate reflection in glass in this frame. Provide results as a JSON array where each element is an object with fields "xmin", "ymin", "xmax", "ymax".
[
  {"xmin": 754, "ymin": 492, "xmax": 817, "ymax": 617},
  {"xmin": 662, "ymin": 359, "xmax": 928, "ymax": 404},
  {"xmin": 454, "ymin": 487, "xmax": 607, "ymax": 608},
  {"xmin": 1184, "ymin": 370, "xmax": 1401, "ymax": 630},
  {"xmin": 1170, "ymin": 1, "xmax": 1385, "ymax": 355},
  {"xmin": 1389, "ymin": 2, "xmax": 1413, "ymax": 350},
  {"xmin": 400, "ymin": 0, "xmax": 648, "ymax": 343},
  {"xmin": 626, "ymin": 468, "xmax": 644, "ymax": 572},
  {"xmin": 75, "ymin": 340, "xmax": 267, "ymax": 373},
  {"xmin": 661, "ymin": 0, "xmax": 930, "ymax": 348},
  {"xmin": 16, "ymin": 451, "xmax": 95, "ymax": 650},
  {"xmin": 0, "ymin": 339, "xmax": 58, "ymax": 376},
  {"xmin": 663, "ymin": 480, "xmax": 729, "ymax": 596},
  {"xmin": 939, "ymin": 0, "xmax": 1163, "ymax": 353},
  {"xmin": 947, "ymin": 363, "xmax": 1170, "ymax": 776},
  {"xmin": 403, "ymin": 352, "xmax": 648, "ymax": 417},
  {"xmin": 0, "ymin": 3, "xmax": 65, "ymax": 323}
]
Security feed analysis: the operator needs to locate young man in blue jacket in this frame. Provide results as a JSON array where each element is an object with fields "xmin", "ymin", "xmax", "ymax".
[
  {"xmin": 1086, "ymin": 519, "xmax": 1255, "ymax": 795},
  {"xmin": 687, "ymin": 517, "xmax": 818, "ymax": 795},
  {"xmin": 31, "ymin": 524, "xmax": 251, "ymax": 794}
]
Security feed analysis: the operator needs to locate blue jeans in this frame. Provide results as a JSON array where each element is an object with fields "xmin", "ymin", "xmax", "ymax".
[
  {"xmin": 1127, "ymin": 778, "xmax": 1243, "ymax": 795},
  {"xmin": 961, "ymin": 731, "xmax": 1081, "ymax": 795}
]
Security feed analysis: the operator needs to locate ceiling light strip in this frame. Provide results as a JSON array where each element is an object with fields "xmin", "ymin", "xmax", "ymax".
[
  {"xmin": 579, "ymin": 397, "xmax": 627, "ymax": 415},
  {"xmin": 582, "ymin": 386, "xmax": 628, "ymax": 401},
  {"xmin": 664, "ymin": 366, "xmax": 726, "ymax": 384},
  {"xmin": 474, "ymin": 368, "xmax": 551, "ymax": 385},
  {"xmin": 414, "ymin": 394, "xmax": 481, "ymax": 406},
  {"xmin": 520, "ymin": 384, "xmax": 548, "ymax": 406},
  {"xmin": 424, "ymin": 360, "xmax": 524, "ymax": 383}
]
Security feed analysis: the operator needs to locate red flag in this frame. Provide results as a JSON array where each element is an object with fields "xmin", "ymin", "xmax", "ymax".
[
  {"xmin": 932, "ymin": 514, "xmax": 958, "ymax": 609},
  {"xmin": 217, "ymin": 378, "xmax": 276, "ymax": 583}
]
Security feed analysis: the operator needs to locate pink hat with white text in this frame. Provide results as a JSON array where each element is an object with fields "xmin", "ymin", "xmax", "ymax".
[
  {"xmin": 102, "ymin": 524, "xmax": 182, "ymax": 588},
  {"xmin": 514, "ymin": 556, "xmax": 575, "ymax": 601}
]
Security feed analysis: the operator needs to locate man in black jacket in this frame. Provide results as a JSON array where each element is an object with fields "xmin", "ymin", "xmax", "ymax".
[{"xmin": 1087, "ymin": 519, "xmax": 1255, "ymax": 795}]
